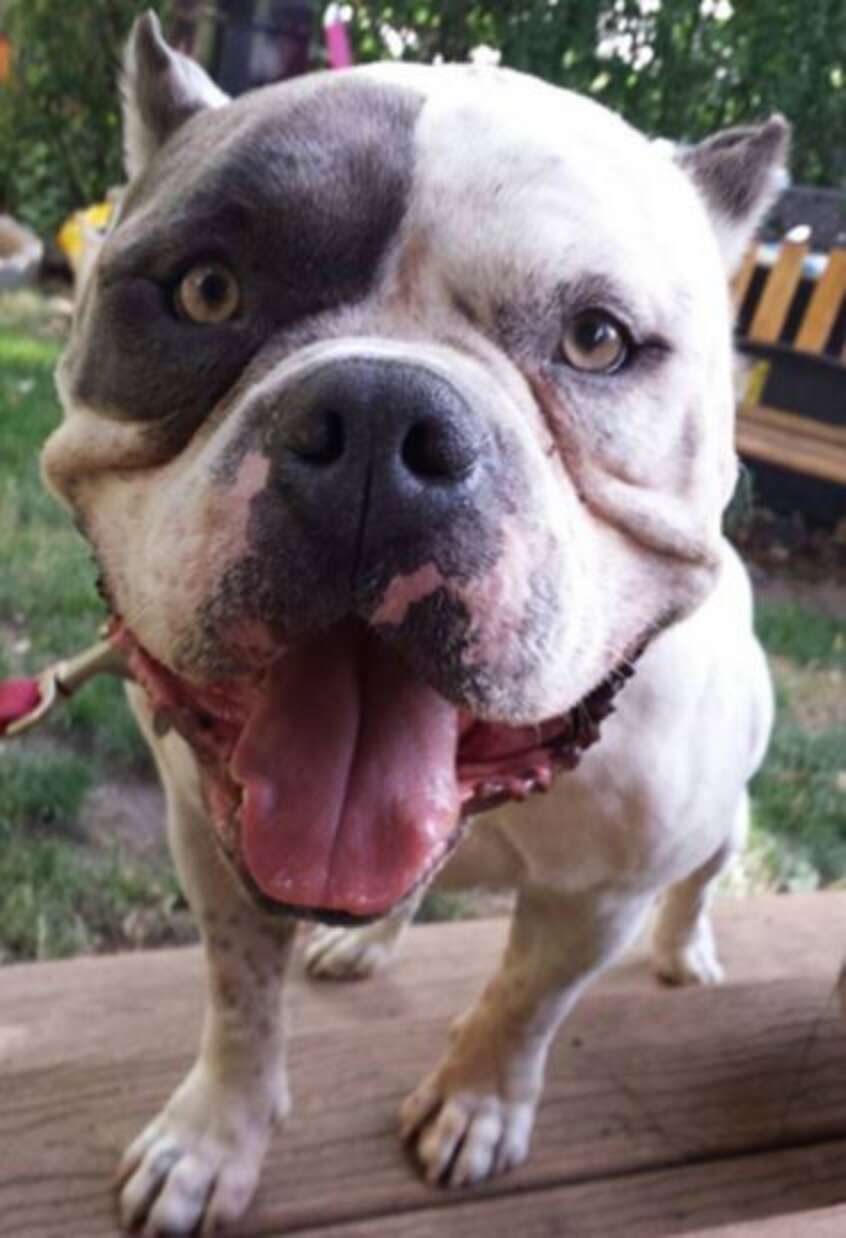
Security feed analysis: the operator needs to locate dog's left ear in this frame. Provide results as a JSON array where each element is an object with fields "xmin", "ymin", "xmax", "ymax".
[
  {"xmin": 677, "ymin": 116, "xmax": 790, "ymax": 274},
  {"xmin": 122, "ymin": 10, "xmax": 229, "ymax": 180}
]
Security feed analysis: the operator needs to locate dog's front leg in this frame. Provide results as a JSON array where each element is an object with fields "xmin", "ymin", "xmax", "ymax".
[
  {"xmin": 117, "ymin": 800, "xmax": 295, "ymax": 1236},
  {"xmin": 118, "ymin": 704, "xmax": 296, "ymax": 1236},
  {"xmin": 402, "ymin": 885, "xmax": 651, "ymax": 1187}
]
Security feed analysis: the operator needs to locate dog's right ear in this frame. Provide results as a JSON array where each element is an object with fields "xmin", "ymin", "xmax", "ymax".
[
  {"xmin": 675, "ymin": 116, "xmax": 790, "ymax": 275},
  {"xmin": 122, "ymin": 10, "xmax": 228, "ymax": 180}
]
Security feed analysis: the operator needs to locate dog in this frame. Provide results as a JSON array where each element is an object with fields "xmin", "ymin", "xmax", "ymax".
[{"xmin": 42, "ymin": 12, "xmax": 785, "ymax": 1234}]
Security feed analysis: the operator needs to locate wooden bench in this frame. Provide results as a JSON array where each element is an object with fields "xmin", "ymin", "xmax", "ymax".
[
  {"xmin": 3, "ymin": 892, "xmax": 846, "ymax": 1236},
  {"xmin": 733, "ymin": 236, "xmax": 846, "ymax": 495}
]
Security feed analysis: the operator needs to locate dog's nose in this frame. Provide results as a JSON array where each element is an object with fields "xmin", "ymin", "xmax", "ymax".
[
  {"xmin": 268, "ymin": 357, "xmax": 488, "ymax": 533},
  {"xmin": 279, "ymin": 357, "xmax": 482, "ymax": 484}
]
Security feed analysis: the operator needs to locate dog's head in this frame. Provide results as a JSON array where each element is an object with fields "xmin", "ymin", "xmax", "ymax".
[{"xmin": 42, "ymin": 13, "xmax": 787, "ymax": 920}]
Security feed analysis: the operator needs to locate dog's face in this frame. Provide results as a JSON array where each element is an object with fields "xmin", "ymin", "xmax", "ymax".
[{"xmin": 42, "ymin": 15, "xmax": 787, "ymax": 920}]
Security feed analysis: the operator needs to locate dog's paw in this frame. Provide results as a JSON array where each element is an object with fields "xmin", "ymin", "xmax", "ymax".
[
  {"xmin": 653, "ymin": 930, "xmax": 725, "ymax": 987},
  {"xmin": 400, "ymin": 1071, "xmax": 535, "ymax": 1187},
  {"xmin": 117, "ymin": 1061, "xmax": 285, "ymax": 1236},
  {"xmin": 303, "ymin": 921, "xmax": 401, "ymax": 981}
]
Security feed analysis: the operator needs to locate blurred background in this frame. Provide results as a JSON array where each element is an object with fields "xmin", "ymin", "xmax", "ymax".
[
  {"xmin": 0, "ymin": 0, "xmax": 843, "ymax": 962},
  {"xmin": 0, "ymin": 0, "xmax": 844, "ymax": 241}
]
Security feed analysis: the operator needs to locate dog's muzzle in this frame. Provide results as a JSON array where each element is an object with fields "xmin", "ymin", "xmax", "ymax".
[{"xmin": 105, "ymin": 351, "xmax": 641, "ymax": 921}]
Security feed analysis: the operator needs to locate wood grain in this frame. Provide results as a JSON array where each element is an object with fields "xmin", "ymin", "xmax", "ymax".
[
  {"xmin": 2, "ymin": 894, "xmax": 846, "ymax": 1237},
  {"xmin": 682, "ymin": 1203, "xmax": 846, "ymax": 1238},
  {"xmin": 285, "ymin": 1146, "xmax": 846, "ymax": 1237},
  {"xmin": 740, "ymin": 404, "xmax": 846, "ymax": 449},
  {"xmin": 795, "ymin": 249, "xmax": 846, "ymax": 354},
  {"xmin": 748, "ymin": 242, "xmax": 809, "ymax": 343},
  {"xmin": 736, "ymin": 412, "xmax": 846, "ymax": 484}
]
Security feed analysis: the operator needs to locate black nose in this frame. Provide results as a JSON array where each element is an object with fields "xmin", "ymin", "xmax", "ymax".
[
  {"xmin": 267, "ymin": 357, "xmax": 488, "ymax": 541},
  {"xmin": 281, "ymin": 357, "xmax": 481, "ymax": 480}
]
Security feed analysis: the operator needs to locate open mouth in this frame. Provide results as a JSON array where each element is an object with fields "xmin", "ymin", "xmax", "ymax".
[{"xmin": 114, "ymin": 619, "xmax": 634, "ymax": 922}]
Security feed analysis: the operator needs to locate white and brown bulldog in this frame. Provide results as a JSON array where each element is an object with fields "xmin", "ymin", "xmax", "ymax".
[{"xmin": 43, "ymin": 12, "xmax": 786, "ymax": 1234}]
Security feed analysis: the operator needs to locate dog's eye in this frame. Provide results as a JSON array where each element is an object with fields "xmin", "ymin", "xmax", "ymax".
[
  {"xmin": 559, "ymin": 311, "xmax": 629, "ymax": 374},
  {"xmin": 175, "ymin": 262, "xmax": 240, "ymax": 324}
]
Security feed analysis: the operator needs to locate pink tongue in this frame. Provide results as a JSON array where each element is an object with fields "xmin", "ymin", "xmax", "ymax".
[{"xmin": 229, "ymin": 626, "xmax": 461, "ymax": 916}]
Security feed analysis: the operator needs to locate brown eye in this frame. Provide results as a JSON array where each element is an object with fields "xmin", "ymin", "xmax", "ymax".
[
  {"xmin": 560, "ymin": 311, "xmax": 629, "ymax": 373},
  {"xmin": 175, "ymin": 262, "xmax": 240, "ymax": 323}
]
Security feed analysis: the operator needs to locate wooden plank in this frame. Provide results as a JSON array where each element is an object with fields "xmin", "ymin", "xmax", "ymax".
[
  {"xmin": 282, "ymin": 1145, "xmax": 846, "ymax": 1236},
  {"xmin": 2, "ymin": 895, "xmax": 846, "ymax": 1237},
  {"xmin": 748, "ymin": 240, "xmax": 809, "ymax": 343},
  {"xmin": 795, "ymin": 249, "xmax": 846, "ymax": 354},
  {"xmin": 2, "ymin": 894, "xmax": 843, "ymax": 1075},
  {"xmin": 682, "ymin": 1203, "xmax": 846, "ymax": 1238},
  {"xmin": 736, "ymin": 414, "xmax": 846, "ymax": 484},
  {"xmin": 741, "ymin": 403, "xmax": 846, "ymax": 450}
]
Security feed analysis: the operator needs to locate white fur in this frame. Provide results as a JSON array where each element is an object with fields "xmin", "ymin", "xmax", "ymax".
[
  {"xmin": 117, "ymin": 685, "xmax": 296, "ymax": 1236},
  {"xmin": 47, "ymin": 34, "xmax": 785, "ymax": 1234},
  {"xmin": 334, "ymin": 544, "xmax": 772, "ymax": 1181},
  {"xmin": 117, "ymin": 542, "xmax": 772, "ymax": 1217}
]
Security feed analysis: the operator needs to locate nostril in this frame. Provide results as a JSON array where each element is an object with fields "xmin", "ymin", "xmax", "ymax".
[
  {"xmin": 401, "ymin": 418, "xmax": 476, "ymax": 482},
  {"xmin": 287, "ymin": 409, "xmax": 345, "ymax": 465}
]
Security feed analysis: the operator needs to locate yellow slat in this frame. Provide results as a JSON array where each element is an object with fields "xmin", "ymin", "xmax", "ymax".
[
  {"xmin": 748, "ymin": 239, "xmax": 808, "ymax": 343},
  {"xmin": 795, "ymin": 248, "xmax": 846, "ymax": 353}
]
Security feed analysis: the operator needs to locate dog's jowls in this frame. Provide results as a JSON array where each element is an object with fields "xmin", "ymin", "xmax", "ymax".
[{"xmin": 42, "ymin": 12, "xmax": 787, "ymax": 1233}]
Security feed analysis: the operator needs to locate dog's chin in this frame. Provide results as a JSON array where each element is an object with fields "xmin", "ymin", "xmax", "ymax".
[{"xmin": 114, "ymin": 618, "xmax": 635, "ymax": 923}]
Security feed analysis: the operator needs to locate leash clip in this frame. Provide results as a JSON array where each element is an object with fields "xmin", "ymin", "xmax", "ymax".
[{"xmin": 2, "ymin": 635, "xmax": 128, "ymax": 738}]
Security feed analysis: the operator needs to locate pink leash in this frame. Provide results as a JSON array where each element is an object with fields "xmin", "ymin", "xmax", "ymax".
[
  {"xmin": 324, "ymin": 4, "xmax": 353, "ymax": 68},
  {"xmin": 0, "ymin": 636, "xmax": 127, "ymax": 739},
  {"xmin": 0, "ymin": 679, "xmax": 41, "ymax": 736}
]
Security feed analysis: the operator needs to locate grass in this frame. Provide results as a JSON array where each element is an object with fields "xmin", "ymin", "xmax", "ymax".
[
  {"xmin": 0, "ymin": 314, "xmax": 143, "ymax": 760},
  {"xmin": 0, "ymin": 746, "xmax": 182, "ymax": 960},
  {"xmin": 0, "ymin": 292, "xmax": 844, "ymax": 960},
  {"xmin": 756, "ymin": 600, "xmax": 846, "ymax": 671},
  {"xmin": 749, "ymin": 723, "xmax": 846, "ymax": 890},
  {"xmin": 0, "ymin": 294, "xmax": 161, "ymax": 959},
  {"xmin": 744, "ymin": 595, "xmax": 846, "ymax": 890}
]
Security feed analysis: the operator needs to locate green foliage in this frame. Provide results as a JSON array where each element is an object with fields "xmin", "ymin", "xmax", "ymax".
[
  {"xmin": 0, "ymin": 0, "xmax": 171, "ymax": 237},
  {"xmin": 349, "ymin": 0, "xmax": 846, "ymax": 188},
  {"xmin": 0, "ymin": 0, "xmax": 841, "ymax": 240}
]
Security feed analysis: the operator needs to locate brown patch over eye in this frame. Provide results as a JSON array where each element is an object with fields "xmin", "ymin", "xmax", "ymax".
[
  {"xmin": 560, "ymin": 310, "xmax": 629, "ymax": 374},
  {"xmin": 175, "ymin": 262, "xmax": 240, "ymax": 324}
]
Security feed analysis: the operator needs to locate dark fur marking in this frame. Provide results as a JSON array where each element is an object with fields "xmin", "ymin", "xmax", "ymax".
[
  {"xmin": 126, "ymin": 14, "xmax": 211, "ymax": 155},
  {"xmin": 62, "ymin": 76, "xmax": 423, "ymax": 430},
  {"xmin": 680, "ymin": 117, "xmax": 789, "ymax": 222},
  {"xmin": 375, "ymin": 588, "xmax": 496, "ymax": 712},
  {"xmin": 184, "ymin": 435, "xmax": 532, "ymax": 681}
]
